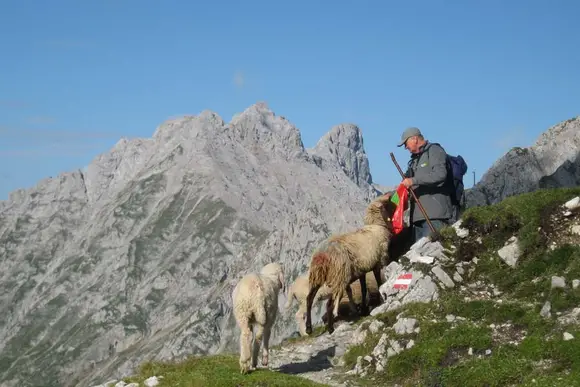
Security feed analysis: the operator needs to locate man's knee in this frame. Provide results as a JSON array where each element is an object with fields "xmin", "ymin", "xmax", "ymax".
[
  {"xmin": 413, "ymin": 219, "xmax": 448, "ymax": 242},
  {"xmin": 431, "ymin": 219, "xmax": 449, "ymax": 231}
]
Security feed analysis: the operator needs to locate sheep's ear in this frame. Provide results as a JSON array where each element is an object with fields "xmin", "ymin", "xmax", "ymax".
[{"xmin": 279, "ymin": 272, "xmax": 285, "ymax": 290}]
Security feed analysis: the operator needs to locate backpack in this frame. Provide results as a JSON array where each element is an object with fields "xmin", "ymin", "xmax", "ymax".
[
  {"xmin": 446, "ymin": 154, "xmax": 468, "ymax": 206},
  {"xmin": 427, "ymin": 142, "xmax": 468, "ymax": 207}
]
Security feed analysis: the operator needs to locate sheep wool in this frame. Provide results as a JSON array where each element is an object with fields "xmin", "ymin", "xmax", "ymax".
[
  {"xmin": 306, "ymin": 194, "xmax": 398, "ymax": 334},
  {"xmin": 232, "ymin": 262, "xmax": 285, "ymax": 375},
  {"xmin": 285, "ymin": 270, "xmax": 383, "ymax": 336}
]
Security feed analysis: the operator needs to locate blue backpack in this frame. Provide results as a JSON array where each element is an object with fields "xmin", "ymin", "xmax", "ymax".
[
  {"xmin": 446, "ymin": 154, "xmax": 468, "ymax": 206},
  {"xmin": 428, "ymin": 142, "xmax": 468, "ymax": 206}
]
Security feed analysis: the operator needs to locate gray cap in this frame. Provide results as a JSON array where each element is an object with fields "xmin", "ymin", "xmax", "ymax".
[{"xmin": 397, "ymin": 127, "xmax": 422, "ymax": 147}]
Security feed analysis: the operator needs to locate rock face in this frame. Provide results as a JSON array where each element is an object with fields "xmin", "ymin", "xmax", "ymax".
[
  {"xmin": 0, "ymin": 102, "xmax": 380, "ymax": 387},
  {"xmin": 311, "ymin": 123, "xmax": 372, "ymax": 189},
  {"xmin": 466, "ymin": 116, "xmax": 580, "ymax": 207}
]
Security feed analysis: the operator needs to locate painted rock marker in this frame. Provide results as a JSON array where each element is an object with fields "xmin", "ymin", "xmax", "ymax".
[{"xmin": 393, "ymin": 273, "xmax": 413, "ymax": 290}]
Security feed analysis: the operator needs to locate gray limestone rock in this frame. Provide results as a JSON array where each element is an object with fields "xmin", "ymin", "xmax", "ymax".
[
  {"xmin": 497, "ymin": 236, "xmax": 522, "ymax": 267},
  {"xmin": 540, "ymin": 301, "xmax": 552, "ymax": 318},
  {"xmin": 466, "ymin": 117, "xmax": 580, "ymax": 208},
  {"xmin": 372, "ymin": 261, "xmax": 439, "ymax": 316},
  {"xmin": 310, "ymin": 123, "xmax": 372, "ymax": 189},
  {"xmin": 564, "ymin": 196, "xmax": 580, "ymax": 211},
  {"xmin": 431, "ymin": 265, "xmax": 455, "ymax": 288},
  {"xmin": 392, "ymin": 318, "xmax": 417, "ymax": 335},
  {"xmin": 0, "ymin": 102, "xmax": 380, "ymax": 387},
  {"xmin": 551, "ymin": 276, "xmax": 566, "ymax": 289}
]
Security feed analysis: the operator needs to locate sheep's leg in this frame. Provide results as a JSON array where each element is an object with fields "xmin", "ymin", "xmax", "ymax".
[
  {"xmin": 345, "ymin": 286, "xmax": 358, "ymax": 315},
  {"xmin": 239, "ymin": 324, "xmax": 253, "ymax": 374},
  {"xmin": 305, "ymin": 285, "xmax": 321, "ymax": 335},
  {"xmin": 332, "ymin": 288, "xmax": 344, "ymax": 318},
  {"xmin": 252, "ymin": 324, "xmax": 264, "ymax": 369},
  {"xmin": 262, "ymin": 322, "xmax": 272, "ymax": 367},
  {"xmin": 358, "ymin": 275, "xmax": 370, "ymax": 316},
  {"xmin": 326, "ymin": 296, "xmax": 335, "ymax": 334},
  {"xmin": 296, "ymin": 301, "xmax": 307, "ymax": 336},
  {"xmin": 373, "ymin": 265, "xmax": 384, "ymax": 303}
]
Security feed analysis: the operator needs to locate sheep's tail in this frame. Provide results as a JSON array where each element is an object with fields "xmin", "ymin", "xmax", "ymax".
[
  {"xmin": 309, "ymin": 243, "xmax": 352, "ymax": 296},
  {"xmin": 308, "ymin": 251, "xmax": 331, "ymax": 289}
]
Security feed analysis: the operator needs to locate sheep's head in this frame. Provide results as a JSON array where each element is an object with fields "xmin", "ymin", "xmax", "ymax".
[
  {"xmin": 363, "ymin": 193, "xmax": 398, "ymax": 228},
  {"xmin": 261, "ymin": 262, "xmax": 285, "ymax": 292}
]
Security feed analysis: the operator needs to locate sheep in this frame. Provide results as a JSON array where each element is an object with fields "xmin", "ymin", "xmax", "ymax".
[
  {"xmin": 305, "ymin": 193, "xmax": 399, "ymax": 335},
  {"xmin": 284, "ymin": 272, "xmax": 331, "ymax": 336},
  {"xmin": 284, "ymin": 270, "xmax": 385, "ymax": 336},
  {"xmin": 284, "ymin": 273, "xmax": 355, "ymax": 336},
  {"xmin": 232, "ymin": 262, "xmax": 285, "ymax": 374}
]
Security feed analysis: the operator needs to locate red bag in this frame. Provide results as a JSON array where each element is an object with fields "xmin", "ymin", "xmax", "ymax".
[{"xmin": 391, "ymin": 183, "xmax": 409, "ymax": 235}]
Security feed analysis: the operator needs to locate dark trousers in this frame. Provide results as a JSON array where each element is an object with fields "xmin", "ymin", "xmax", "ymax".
[{"xmin": 412, "ymin": 218, "xmax": 450, "ymax": 243}]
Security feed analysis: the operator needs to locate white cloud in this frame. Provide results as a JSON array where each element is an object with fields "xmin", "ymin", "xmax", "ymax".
[{"xmin": 233, "ymin": 71, "xmax": 245, "ymax": 89}]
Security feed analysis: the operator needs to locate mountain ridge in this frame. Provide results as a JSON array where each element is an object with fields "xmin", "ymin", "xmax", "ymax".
[
  {"xmin": 0, "ymin": 102, "xmax": 384, "ymax": 387},
  {"xmin": 466, "ymin": 115, "xmax": 580, "ymax": 207}
]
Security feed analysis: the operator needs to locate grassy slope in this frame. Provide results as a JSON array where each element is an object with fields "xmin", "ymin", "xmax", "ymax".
[
  {"xmin": 123, "ymin": 354, "xmax": 326, "ymax": 386},
  {"xmin": 339, "ymin": 187, "xmax": 580, "ymax": 387}
]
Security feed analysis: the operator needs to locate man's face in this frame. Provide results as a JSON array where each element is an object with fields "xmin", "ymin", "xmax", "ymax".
[{"xmin": 404, "ymin": 136, "xmax": 420, "ymax": 154}]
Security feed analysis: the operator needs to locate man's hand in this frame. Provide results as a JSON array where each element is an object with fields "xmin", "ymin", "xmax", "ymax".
[{"xmin": 402, "ymin": 177, "xmax": 414, "ymax": 188}]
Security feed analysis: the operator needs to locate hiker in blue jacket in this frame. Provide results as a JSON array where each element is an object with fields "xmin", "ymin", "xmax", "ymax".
[{"xmin": 398, "ymin": 127, "xmax": 466, "ymax": 242}]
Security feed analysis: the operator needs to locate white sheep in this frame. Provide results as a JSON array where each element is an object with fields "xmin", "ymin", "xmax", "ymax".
[
  {"xmin": 232, "ymin": 262, "xmax": 285, "ymax": 374},
  {"xmin": 284, "ymin": 273, "xmax": 335, "ymax": 336},
  {"xmin": 284, "ymin": 270, "xmax": 384, "ymax": 336},
  {"xmin": 305, "ymin": 193, "xmax": 399, "ymax": 335}
]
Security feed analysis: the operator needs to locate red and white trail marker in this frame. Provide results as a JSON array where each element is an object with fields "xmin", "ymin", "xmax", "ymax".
[{"xmin": 393, "ymin": 273, "xmax": 413, "ymax": 290}]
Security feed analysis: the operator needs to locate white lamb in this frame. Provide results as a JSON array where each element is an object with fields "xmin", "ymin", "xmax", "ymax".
[
  {"xmin": 284, "ymin": 271, "xmax": 383, "ymax": 336},
  {"xmin": 232, "ymin": 262, "xmax": 285, "ymax": 374}
]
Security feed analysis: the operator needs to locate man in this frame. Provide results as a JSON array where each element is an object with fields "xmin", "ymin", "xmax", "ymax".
[{"xmin": 397, "ymin": 127, "xmax": 453, "ymax": 242}]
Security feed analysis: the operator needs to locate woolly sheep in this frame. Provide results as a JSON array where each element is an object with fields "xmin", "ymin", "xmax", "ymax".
[
  {"xmin": 232, "ymin": 262, "xmax": 285, "ymax": 374},
  {"xmin": 284, "ymin": 270, "xmax": 385, "ymax": 336},
  {"xmin": 305, "ymin": 193, "xmax": 398, "ymax": 334}
]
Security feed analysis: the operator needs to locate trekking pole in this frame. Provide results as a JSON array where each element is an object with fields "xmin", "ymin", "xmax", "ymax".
[{"xmin": 390, "ymin": 152, "xmax": 437, "ymax": 235}]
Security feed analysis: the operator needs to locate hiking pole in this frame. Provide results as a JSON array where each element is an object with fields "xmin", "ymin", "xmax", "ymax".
[{"xmin": 390, "ymin": 152, "xmax": 437, "ymax": 235}]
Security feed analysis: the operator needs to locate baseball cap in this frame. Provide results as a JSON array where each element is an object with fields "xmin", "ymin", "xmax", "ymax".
[{"xmin": 397, "ymin": 127, "xmax": 422, "ymax": 147}]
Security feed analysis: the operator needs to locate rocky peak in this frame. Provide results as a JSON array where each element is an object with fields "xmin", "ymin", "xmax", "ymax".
[
  {"xmin": 310, "ymin": 123, "xmax": 372, "ymax": 189},
  {"xmin": 227, "ymin": 102, "xmax": 307, "ymax": 160},
  {"xmin": 466, "ymin": 116, "xmax": 580, "ymax": 207}
]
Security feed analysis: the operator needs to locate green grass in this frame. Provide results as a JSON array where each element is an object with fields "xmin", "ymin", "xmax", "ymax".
[
  {"xmin": 440, "ymin": 188, "xmax": 580, "ymax": 310},
  {"xmin": 123, "ymin": 354, "xmax": 327, "ymax": 387},
  {"xmin": 340, "ymin": 187, "xmax": 580, "ymax": 387},
  {"xmin": 459, "ymin": 187, "xmax": 580, "ymax": 253},
  {"xmin": 342, "ymin": 297, "xmax": 580, "ymax": 387}
]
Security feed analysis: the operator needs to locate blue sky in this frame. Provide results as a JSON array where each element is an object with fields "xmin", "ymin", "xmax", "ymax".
[{"xmin": 1, "ymin": 0, "xmax": 579, "ymax": 200}]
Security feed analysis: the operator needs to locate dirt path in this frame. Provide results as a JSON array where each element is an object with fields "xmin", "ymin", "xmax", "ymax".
[{"xmin": 267, "ymin": 321, "xmax": 361, "ymax": 387}]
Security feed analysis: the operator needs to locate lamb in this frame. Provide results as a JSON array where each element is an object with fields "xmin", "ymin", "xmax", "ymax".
[
  {"xmin": 284, "ymin": 270, "xmax": 384, "ymax": 336},
  {"xmin": 284, "ymin": 273, "xmax": 331, "ymax": 336},
  {"xmin": 232, "ymin": 262, "xmax": 285, "ymax": 374},
  {"xmin": 305, "ymin": 193, "xmax": 399, "ymax": 335}
]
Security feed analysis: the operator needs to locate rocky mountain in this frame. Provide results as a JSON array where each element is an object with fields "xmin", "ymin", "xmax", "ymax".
[
  {"xmin": 0, "ymin": 102, "xmax": 384, "ymax": 387},
  {"xmin": 466, "ymin": 116, "xmax": 580, "ymax": 207}
]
